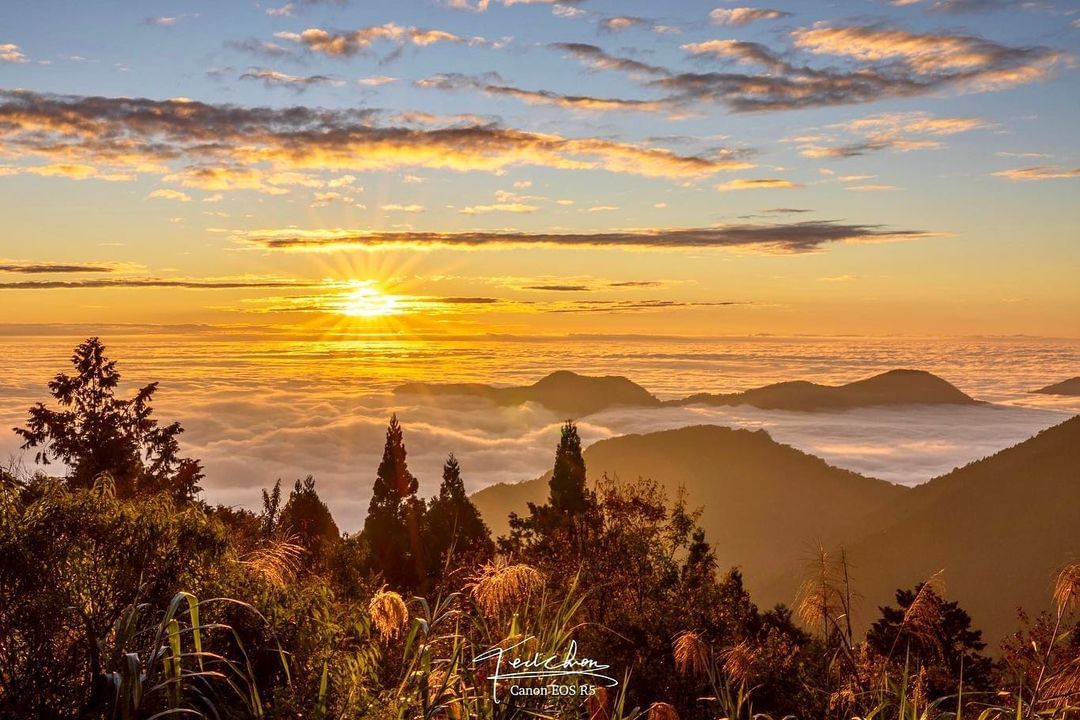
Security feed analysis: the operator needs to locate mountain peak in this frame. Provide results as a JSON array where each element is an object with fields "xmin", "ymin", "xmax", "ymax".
[
  {"xmin": 396, "ymin": 370, "xmax": 660, "ymax": 417},
  {"xmin": 1032, "ymin": 377, "xmax": 1080, "ymax": 396},
  {"xmin": 674, "ymin": 368, "xmax": 978, "ymax": 411}
]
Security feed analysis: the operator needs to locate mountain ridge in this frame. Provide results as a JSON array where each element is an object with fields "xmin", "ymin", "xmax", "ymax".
[
  {"xmin": 398, "ymin": 368, "xmax": 980, "ymax": 417},
  {"xmin": 1033, "ymin": 377, "xmax": 1080, "ymax": 396}
]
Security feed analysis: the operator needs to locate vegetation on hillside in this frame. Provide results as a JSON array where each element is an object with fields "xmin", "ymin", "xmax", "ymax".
[{"xmin": 1, "ymin": 339, "xmax": 1077, "ymax": 719}]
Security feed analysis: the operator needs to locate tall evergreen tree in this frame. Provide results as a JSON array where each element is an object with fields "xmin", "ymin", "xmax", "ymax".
[
  {"xmin": 502, "ymin": 420, "xmax": 597, "ymax": 561},
  {"xmin": 361, "ymin": 415, "xmax": 427, "ymax": 589},
  {"xmin": 425, "ymin": 454, "xmax": 493, "ymax": 583},
  {"xmin": 550, "ymin": 421, "xmax": 589, "ymax": 515}
]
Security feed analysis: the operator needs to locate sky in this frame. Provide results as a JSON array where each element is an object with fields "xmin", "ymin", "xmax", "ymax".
[{"xmin": 1, "ymin": 0, "xmax": 1079, "ymax": 338}]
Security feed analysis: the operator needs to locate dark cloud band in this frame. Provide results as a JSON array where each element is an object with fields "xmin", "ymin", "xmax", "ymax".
[{"xmin": 236, "ymin": 221, "xmax": 939, "ymax": 254}]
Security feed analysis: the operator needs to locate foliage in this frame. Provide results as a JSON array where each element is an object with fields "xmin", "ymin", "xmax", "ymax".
[
  {"xmin": 362, "ymin": 415, "xmax": 427, "ymax": 590},
  {"xmin": 279, "ymin": 475, "xmax": 341, "ymax": 570},
  {"xmin": 13, "ymin": 337, "xmax": 202, "ymax": 501},
  {"xmin": 425, "ymin": 453, "xmax": 495, "ymax": 586}
]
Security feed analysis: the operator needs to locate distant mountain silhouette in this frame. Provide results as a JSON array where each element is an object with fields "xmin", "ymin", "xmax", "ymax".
[
  {"xmin": 671, "ymin": 369, "xmax": 979, "ymax": 411},
  {"xmin": 473, "ymin": 416, "xmax": 1080, "ymax": 644},
  {"xmin": 395, "ymin": 370, "xmax": 660, "ymax": 417},
  {"xmin": 1033, "ymin": 377, "xmax": 1080, "ymax": 396},
  {"xmin": 399, "ymin": 368, "xmax": 980, "ymax": 417},
  {"xmin": 472, "ymin": 425, "xmax": 905, "ymax": 585}
]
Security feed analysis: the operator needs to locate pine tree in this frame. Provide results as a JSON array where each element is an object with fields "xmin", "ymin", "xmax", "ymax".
[
  {"xmin": 502, "ymin": 420, "xmax": 597, "ymax": 561},
  {"xmin": 550, "ymin": 421, "xmax": 589, "ymax": 515},
  {"xmin": 361, "ymin": 415, "xmax": 427, "ymax": 589},
  {"xmin": 425, "ymin": 454, "xmax": 493, "ymax": 583}
]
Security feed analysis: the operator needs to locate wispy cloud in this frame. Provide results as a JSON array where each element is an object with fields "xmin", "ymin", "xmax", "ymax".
[
  {"xmin": 271, "ymin": 23, "xmax": 477, "ymax": 58},
  {"xmin": 0, "ymin": 277, "xmax": 334, "ymax": 290},
  {"xmin": 459, "ymin": 202, "xmax": 540, "ymax": 214},
  {"xmin": 239, "ymin": 67, "xmax": 346, "ymax": 90},
  {"xmin": 0, "ymin": 261, "xmax": 121, "ymax": 274},
  {"xmin": 0, "ymin": 90, "xmax": 745, "ymax": 192},
  {"xmin": 234, "ymin": 220, "xmax": 939, "ymax": 254},
  {"xmin": 418, "ymin": 72, "xmax": 673, "ymax": 113},
  {"xmin": 709, "ymin": 8, "xmax": 792, "ymax": 26},
  {"xmin": 147, "ymin": 188, "xmax": 192, "ymax": 202},
  {"xmin": 716, "ymin": 178, "xmax": 799, "ymax": 191},
  {"xmin": 992, "ymin": 166, "xmax": 1080, "ymax": 181},
  {"xmin": 564, "ymin": 26, "xmax": 1064, "ymax": 112},
  {"xmin": 794, "ymin": 111, "xmax": 987, "ymax": 158}
]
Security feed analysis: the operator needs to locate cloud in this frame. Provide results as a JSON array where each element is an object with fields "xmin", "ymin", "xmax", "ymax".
[
  {"xmin": 522, "ymin": 280, "xmax": 665, "ymax": 291},
  {"xmin": 234, "ymin": 220, "xmax": 939, "ymax": 254},
  {"xmin": 1, "ymin": 163, "xmax": 135, "ymax": 182},
  {"xmin": 899, "ymin": 0, "xmax": 1023, "ymax": 13},
  {"xmin": 545, "ymin": 300, "xmax": 742, "ymax": 313},
  {"xmin": 444, "ymin": 0, "xmax": 492, "ymax": 11},
  {"xmin": 358, "ymin": 75, "xmax": 397, "ymax": 86},
  {"xmin": 552, "ymin": 4, "xmax": 586, "ymax": 18},
  {"xmin": 794, "ymin": 112, "xmax": 987, "ymax": 158},
  {"xmin": 600, "ymin": 16, "xmax": 650, "ymax": 32},
  {"xmin": 576, "ymin": 26, "xmax": 1064, "ymax": 112},
  {"xmin": 709, "ymin": 7, "xmax": 791, "ymax": 26},
  {"xmin": 418, "ymin": 72, "xmax": 672, "ymax": 113},
  {"xmin": 381, "ymin": 203, "xmax": 424, "ymax": 212},
  {"xmin": 716, "ymin": 178, "xmax": 799, "ymax": 191},
  {"xmin": 147, "ymin": 188, "xmax": 192, "ymax": 202},
  {"xmin": 1, "ymin": 43, "xmax": 28, "ymax": 63},
  {"xmin": 549, "ymin": 43, "xmax": 672, "ymax": 79},
  {"xmin": 992, "ymin": 166, "xmax": 1080, "ymax": 181},
  {"xmin": 0, "ymin": 261, "xmax": 118, "ymax": 274},
  {"xmin": 0, "ymin": 277, "xmax": 333, "ymax": 290},
  {"xmin": 272, "ymin": 23, "xmax": 473, "ymax": 58},
  {"xmin": 239, "ymin": 67, "xmax": 345, "ymax": 91},
  {"xmin": 311, "ymin": 191, "xmax": 359, "ymax": 207},
  {"xmin": 266, "ymin": 3, "xmax": 295, "ymax": 16},
  {"xmin": 0, "ymin": 90, "xmax": 742, "ymax": 189},
  {"xmin": 791, "ymin": 25, "xmax": 1062, "ymax": 85},
  {"xmin": 144, "ymin": 16, "xmax": 180, "ymax": 26},
  {"xmin": 459, "ymin": 202, "xmax": 540, "ymax": 214},
  {"xmin": 846, "ymin": 184, "xmax": 898, "ymax": 191}
]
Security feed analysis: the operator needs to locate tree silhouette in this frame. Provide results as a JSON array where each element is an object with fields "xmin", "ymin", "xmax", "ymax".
[
  {"xmin": 14, "ymin": 337, "xmax": 202, "ymax": 501},
  {"xmin": 549, "ymin": 420, "xmax": 590, "ymax": 515},
  {"xmin": 867, "ymin": 584, "xmax": 993, "ymax": 696},
  {"xmin": 503, "ymin": 420, "xmax": 598, "ymax": 563},
  {"xmin": 279, "ymin": 476, "xmax": 340, "ymax": 569},
  {"xmin": 425, "ymin": 454, "xmax": 493, "ymax": 583},
  {"xmin": 361, "ymin": 415, "xmax": 427, "ymax": 589}
]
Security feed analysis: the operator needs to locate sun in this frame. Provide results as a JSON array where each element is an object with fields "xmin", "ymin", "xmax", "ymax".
[{"xmin": 341, "ymin": 284, "xmax": 400, "ymax": 317}]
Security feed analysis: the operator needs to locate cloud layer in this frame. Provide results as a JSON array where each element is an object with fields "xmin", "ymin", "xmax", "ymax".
[
  {"xmin": 557, "ymin": 24, "xmax": 1063, "ymax": 112},
  {"xmin": 234, "ymin": 221, "xmax": 938, "ymax": 253},
  {"xmin": 0, "ymin": 90, "xmax": 739, "ymax": 192}
]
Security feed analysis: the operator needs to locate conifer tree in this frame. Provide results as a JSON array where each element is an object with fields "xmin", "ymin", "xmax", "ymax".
[
  {"xmin": 550, "ymin": 420, "xmax": 589, "ymax": 515},
  {"xmin": 362, "ymin": 415, "xmax": 427, "ymax": 589},
  {"xmin": 425, "ymin": 454, "xmax": 493, "ymax": 582},
  {"xmin": 503, "ymin": 420, "xmax": 597, "ymax": 560}
]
